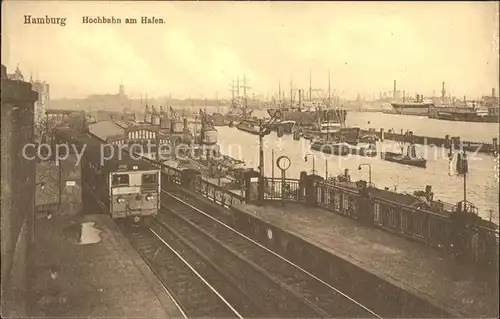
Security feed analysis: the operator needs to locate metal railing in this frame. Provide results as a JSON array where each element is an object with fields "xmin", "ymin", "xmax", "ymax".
[
  {"xmin": 316, "ymin": 182, "xmax": 360, "ymax": 219},
  {"xmin": 129, "ymin": 150, "xmax": 500, "ymax": 266},
  {"xmin": 263, "ymin": 178, "xmax": 304, "ymax": 202},
  {"xmin": 143, "ymin": 155, "xmax": 244, "ymax": 208},
  {"xmin": 193, "ymin": 176, "xmax": 245, "ymax": 208},
  {"xmin": 314, "ymin": 180, "xmax": 498, "ymax": 266}
]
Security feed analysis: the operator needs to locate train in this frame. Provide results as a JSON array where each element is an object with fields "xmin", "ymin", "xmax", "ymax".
[{"xmin": 53, "ymin": 126, "xmax": 161, "ymax": 225}]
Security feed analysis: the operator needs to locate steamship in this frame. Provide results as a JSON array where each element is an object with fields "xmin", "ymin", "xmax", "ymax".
[
  {"xmin": 429, "ymin": 88, "xmax": 499, "ymax": 123},
  {"xmin": 390, "ymin": 95, "xmax": 433, "ymax": 116},
  {"xmin": 386, "ymin": 80, "xmax": 433, "ymax": 116}
]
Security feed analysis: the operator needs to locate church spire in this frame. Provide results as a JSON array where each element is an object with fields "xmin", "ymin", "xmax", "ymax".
[{"xmin": 14, "ymin": 63, "xmax": 24, "ymax": 81}]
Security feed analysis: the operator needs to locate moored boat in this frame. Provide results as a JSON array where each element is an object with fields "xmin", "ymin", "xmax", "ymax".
[
  {"xmin": 236, "ymin": 120, "xmax": 259, "ymax": 135},
  {"xmin": 311, "ymin": 140, "xmax": 350, "ymax": 156},
  {"xmin": 390, "ymin": 101, "xmax": 433, "ymax": 116},
  {"xmin": 380, "ymin": 144, "xmax": 426, "ymax": 168}
]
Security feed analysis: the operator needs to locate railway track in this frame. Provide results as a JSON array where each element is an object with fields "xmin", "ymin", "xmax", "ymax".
[
  {"xmin": 161, "ymin": 190, "xmax": 381, "ymax": 318},
  {"xmin": 157, "ymin": 209, "xmax": 328, "ymax": 317},
  {"xmin": 124, "ymin": 224, "xmax": 244, "ymax": 318}
]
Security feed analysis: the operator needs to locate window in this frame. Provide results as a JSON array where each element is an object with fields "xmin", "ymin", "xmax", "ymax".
[
  {"xmin": 112, "ymin": 174, "xmax": 130, "ymax": 186},
  {"xmin": 142, "ymin": 173, "xmax": 157, "ymax": 185}
]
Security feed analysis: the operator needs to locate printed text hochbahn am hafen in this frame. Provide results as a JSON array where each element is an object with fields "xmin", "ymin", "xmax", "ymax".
[{"xmin": 82, "ymin": 16, "xmax": 165, "ymax": 24}]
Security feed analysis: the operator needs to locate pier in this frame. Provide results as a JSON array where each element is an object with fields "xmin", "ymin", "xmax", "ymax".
[{"xmin": 357, "ymin": 128, "xmax": 499, "ymax": 155}]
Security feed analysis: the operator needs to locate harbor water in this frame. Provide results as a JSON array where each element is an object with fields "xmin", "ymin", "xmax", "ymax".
[
  {"xmin": 213, "ymin": 123, "xmax": 499, "ymax": 225},
  {"xmin": 199, "ymin": 106, "xmax": 498, "ymax": 143}
]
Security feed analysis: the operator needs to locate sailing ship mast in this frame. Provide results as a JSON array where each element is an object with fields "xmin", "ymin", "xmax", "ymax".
[
  {"xmin": 309, "ymin": 68, "xmax": 312, "ymax": 101},
  {"xmin": 326, "ymin": 70, "xmax": 330, "ymax": 139},
  {"xmin": 278, "ymin": 79, "xmax": 282, "ymax": 109},
  {"xmin": 328, "ymin": 69, "xmax": 331, "ymax": 109},
  {"xmin": 237, "ymin": 76, "xmax": 240, "ymax": 98},
  {"xmin": 242, "ymin": 75, "xmax": 249, "ymax": 119},
  {"xmin": 230, "ymin": 79, "xmax": 236, "ymax": 110},
  {"xmin": 216, "ymin": 92, "xmax": 220, "ymax": 113}
]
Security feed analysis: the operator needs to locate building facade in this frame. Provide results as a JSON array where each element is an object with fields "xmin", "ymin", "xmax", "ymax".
[
  {"xmin": 1, "ymin": 64, "xmax": 38, "ymax": 317},
  {"xmin": 31, "ymin": 79, "xmax": 50, "ymax": 125}
]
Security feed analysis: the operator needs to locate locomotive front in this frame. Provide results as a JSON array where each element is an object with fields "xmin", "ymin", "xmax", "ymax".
[{"xmin": 109, "ymin": 163, "xmax": 160, "ymax": 225}]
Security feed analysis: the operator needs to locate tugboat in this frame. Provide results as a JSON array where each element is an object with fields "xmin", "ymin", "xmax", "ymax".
[{"xmin": 381, "ymin": 143, "xmax": 426, "ymax": 168}]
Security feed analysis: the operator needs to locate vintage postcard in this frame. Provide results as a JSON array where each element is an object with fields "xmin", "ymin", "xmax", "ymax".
[{"xmin": 1, "ymin": 1, "xmax": 499, "ymax": 318}]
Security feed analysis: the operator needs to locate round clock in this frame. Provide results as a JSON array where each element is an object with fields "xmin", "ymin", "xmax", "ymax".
[{"xmin": 276, "ymin": 155, "xmax": 291, "ymax": 171}]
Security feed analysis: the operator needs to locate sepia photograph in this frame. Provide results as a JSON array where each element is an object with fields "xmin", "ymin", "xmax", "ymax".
[{"xmin": 1, "ymin": 1, "xmax": 499, "ymax": 318}]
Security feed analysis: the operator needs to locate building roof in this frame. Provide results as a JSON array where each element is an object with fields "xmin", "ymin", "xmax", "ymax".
[{"xmin": 88, "ymin": 120, "xmax": 125, "ymax": 141}]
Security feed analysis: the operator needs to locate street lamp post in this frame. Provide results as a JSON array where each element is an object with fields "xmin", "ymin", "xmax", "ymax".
[
  {"xmin": 271, "ymin": 148, "xmax": 275, "ymax": 181},
  {"xmin": 325, "ymin": 158, "xmax": 328, "ymax": 180},
  {"xmin": 258, "ymin": 111, "xmax": 282, "ymax": 205},
  {"xmin": 304, "ymin": 153, "xmax": 316, "ymax": 175},
  {"xmin": 358, "ymin": 164, "xmax": 372, "ymax": 186}
]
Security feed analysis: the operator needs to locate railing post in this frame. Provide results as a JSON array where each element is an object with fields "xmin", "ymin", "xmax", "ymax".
[
  {"xmin": 304, "ymin": 174, "xmax": 323, "ymax": 206},
  {"xmin": 181, "ymin": 169, "xmax": 201, "ymax": 191},
  {"xmin": 357, "ymin": 186, "xmax": 372, "ymax": 224}
]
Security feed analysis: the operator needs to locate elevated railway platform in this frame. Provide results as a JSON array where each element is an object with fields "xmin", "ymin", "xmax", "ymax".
[
  {"xmin": 229, "ymin": 202, "xmax": 499, "ymax": 318},
  {"xmin": 32, "ymin": 212, "xmax": 183, "ymax": 318},
  {"xmin": 33, "ymin": 160, "xmax": 182, "ymax": 318}
]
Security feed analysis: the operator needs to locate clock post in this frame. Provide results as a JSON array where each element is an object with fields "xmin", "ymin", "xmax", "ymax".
[{"xmin": 276, "ymin": 156, "xmax": 291, "ymax": 206}]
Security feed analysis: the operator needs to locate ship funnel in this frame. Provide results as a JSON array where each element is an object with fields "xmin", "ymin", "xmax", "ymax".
[
  {"xmin": 441, "ymin": 82, "xmax": 446, "ymax": 100},
  {"xmin": 298, "ymin": 89, "xmax": 302, "ymax": 107},
  {"xmin": 425, "ymin": 185, "xmax": 432, "ymax": 194},
  {"xmin": 493, "ymin": 88, "xmax": 496, "ymax": 98},
  {"xmin": 425, "ymin": 185, "xmax": 433, "ymax": 201},
  {"xmin": 393, "ymin": 80, "xmax": 396, "ymax": 98}
]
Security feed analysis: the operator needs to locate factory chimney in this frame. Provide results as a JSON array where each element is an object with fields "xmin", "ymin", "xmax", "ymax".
[
  {"xmin": 393, "ymin": 80, "xmax": 396, "ymax": 98},
  {"xmin": 492, "ymin": 88, "xmax": 496, "ymax": 98}
]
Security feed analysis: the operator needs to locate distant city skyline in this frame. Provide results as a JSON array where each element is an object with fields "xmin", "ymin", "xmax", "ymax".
[{"xmin": 2, "ymin": 1, "xmax": 499, "ymax": 100}]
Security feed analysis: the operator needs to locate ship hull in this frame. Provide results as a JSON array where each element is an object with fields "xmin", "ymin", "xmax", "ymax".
[
  {"xmin": 390, "ymin": 103, "xmax": 432, "ymax": 116},
  {"xmin": 236, "ymin": 123, "xmax": 260, "ymax": 135},
  {"xmin": 268, "ymin": 108, "xmax": 347, "ymax": 126},
  {"xmin": 380, "ymin": 152, "xmax": 427, "ymax": 168},
  {"xmin": 434, "ymin": 112, "xmax": 499, "ymax": 123}
]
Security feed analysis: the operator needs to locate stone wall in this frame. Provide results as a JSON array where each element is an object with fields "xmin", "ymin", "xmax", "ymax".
[{"xmin": 1, "ymin": 64, "xmax": 38, "ymax": 317}]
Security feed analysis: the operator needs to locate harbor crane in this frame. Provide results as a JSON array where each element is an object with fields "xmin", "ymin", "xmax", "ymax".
[
  {"xmin": 199, "ymin": 109, "xmax": 214, "ymax": 127},
  {"xmin": 169, "ymin": 106, "xmax": 181, "ymax": 121},
  {"xmin": 159, "ymin": 105, "xmax": 167, "ymax": 116},
  {"xmin": 151, "ymin": 105, "xmax": 159, "ymax": 116}
]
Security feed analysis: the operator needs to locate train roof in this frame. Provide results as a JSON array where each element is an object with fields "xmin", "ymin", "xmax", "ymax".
[{"xmin": 54, "ymin": 127, "xmax": 158, "ymax": 172}]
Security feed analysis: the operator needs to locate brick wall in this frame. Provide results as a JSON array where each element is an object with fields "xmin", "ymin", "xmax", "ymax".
[{"xmin": 1, "ymin": 64, "xmax": 38, "ymax": 317}]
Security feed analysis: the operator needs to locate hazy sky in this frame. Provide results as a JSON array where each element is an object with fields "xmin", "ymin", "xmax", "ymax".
[{"xmin": 2, "ymin": 1, "xmax": 499, "ymax": 100}]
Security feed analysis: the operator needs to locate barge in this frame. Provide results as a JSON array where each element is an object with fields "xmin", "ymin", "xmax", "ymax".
[{"xmin": 380, "ymin": 144, "xmax": 426, "ymax": 168}]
